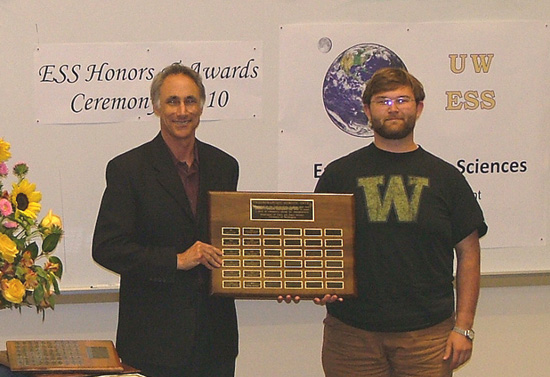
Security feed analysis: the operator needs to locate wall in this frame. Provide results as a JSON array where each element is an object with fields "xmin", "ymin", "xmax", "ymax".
[
  {"xmin": 1, "ymin": 1, "xmax": 549, "ymax": 376},
  {"xmin": 3, "ymin": 280, "xmax": 550, "ymax": 377}
]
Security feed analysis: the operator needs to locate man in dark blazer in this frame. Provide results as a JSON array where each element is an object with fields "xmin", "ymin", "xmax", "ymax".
[{"xmin": 92, "ymin": 63, "xmax": 239, "ymax": 377}]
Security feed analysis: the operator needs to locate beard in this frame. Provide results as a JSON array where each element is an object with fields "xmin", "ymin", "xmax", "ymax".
[{"xmin": 369, "ymin": 115, "xmax": 416, "ymax": 140}]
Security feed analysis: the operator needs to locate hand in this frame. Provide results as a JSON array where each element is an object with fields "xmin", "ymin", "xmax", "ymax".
[
  {"xmin": 443, "ymin": 331, "xmax": 473, "ymax": 370},
  {"xmin": 277, "ymin": 295, "xmax": 301, "ymax": 304},
  {"xmin": 177, "ymin": 241, "xmax": 223, "ymax": 270},
  {"xmin": 313, "ymin": 294, "xmax": 343, "ymax": 306}
]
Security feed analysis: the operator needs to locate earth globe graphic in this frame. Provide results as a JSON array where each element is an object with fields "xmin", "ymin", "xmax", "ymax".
[{"xmin": 322, "ymin": 43, "xmax": 407, "ymax": 138}]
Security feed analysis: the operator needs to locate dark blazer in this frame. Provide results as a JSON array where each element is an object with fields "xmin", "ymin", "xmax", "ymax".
[{"xmin": 92, "ymin": 133, "xmax": 239, "ymax": 368}]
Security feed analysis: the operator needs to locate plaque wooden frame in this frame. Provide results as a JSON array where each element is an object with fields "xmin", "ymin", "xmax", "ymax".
[
  {"xmin": 209, "ymin": 191, "xmax": 356, "ymax": 299},
  {"xmin": 6, "ymin": 340, "xmax": 124, "ymax": 373}
]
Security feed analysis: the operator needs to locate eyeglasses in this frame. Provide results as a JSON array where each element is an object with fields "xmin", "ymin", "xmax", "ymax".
[{"xmin": 372, "ymin": 96, "xmax": 415, "ymax": 108}]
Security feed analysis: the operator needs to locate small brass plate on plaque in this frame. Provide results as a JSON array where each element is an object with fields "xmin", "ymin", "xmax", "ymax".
[{"xmin": 209, "ymin": 192, "xmax": 356, "ymax": 299}]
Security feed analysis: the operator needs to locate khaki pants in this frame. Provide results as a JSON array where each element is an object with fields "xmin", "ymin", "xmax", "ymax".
[{"xmin": 322, "ymin": 314, "xmax": 454, "ymax": 377}]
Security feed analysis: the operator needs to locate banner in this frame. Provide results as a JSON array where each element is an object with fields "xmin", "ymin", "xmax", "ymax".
[
  {"xmin": 34, "ymin": 41, "xmax": 262, "ymax": 124},
  {"xmin": 278, "ymin": 21, "xmax": 549, "ymax": 249}
]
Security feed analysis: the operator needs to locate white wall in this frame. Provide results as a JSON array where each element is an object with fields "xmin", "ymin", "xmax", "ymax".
[{"xmin": 1, "ymin": 1, "xmax": 549, "ymax": 376}]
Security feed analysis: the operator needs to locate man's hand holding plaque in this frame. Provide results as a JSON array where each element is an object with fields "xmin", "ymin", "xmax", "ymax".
[{"xmin": 276, "ymin": 294, "xmax": 343, "ymax": 305}]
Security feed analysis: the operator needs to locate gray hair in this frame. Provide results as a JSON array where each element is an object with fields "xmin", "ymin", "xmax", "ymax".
[{"xmin": 150, "ymin": 63, "xmax": 206, "ymax": 108}]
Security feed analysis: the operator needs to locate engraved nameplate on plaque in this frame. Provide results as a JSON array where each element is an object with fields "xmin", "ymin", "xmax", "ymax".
[{"xmin": 209, "ymin": 191, "xmax": 356, "ymax": 299}]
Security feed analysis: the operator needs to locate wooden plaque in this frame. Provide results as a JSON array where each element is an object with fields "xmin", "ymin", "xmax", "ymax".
[
  {"xmin": 209, "ymin": 191, "xmax": 356, "ymax": 299},
  {"xmin": 6, "ymin": 340, "xmax": 124, "ymax": 373}
]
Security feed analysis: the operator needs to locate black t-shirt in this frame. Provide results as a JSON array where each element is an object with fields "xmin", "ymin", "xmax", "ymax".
[{"xmin": 315, "ymin": 143, "xmax": 487, "ymax": 332}]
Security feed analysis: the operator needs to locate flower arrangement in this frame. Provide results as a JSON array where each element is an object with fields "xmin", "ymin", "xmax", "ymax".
[{"xmin": 0, "ymin": 137, "xmax": 63, "ymax": 315}]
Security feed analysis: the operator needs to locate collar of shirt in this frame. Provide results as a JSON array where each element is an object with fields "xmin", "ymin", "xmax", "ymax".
[{"xmin": 167, "ymin": 142, "xmax": 199, "ymax": 168}]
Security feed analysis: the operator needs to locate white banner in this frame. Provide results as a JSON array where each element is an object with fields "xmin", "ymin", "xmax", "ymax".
[
  {"xmin": 34, "ymin": 41, "xmax": 262, "ymax": 124},
  {"xmin": 278, "ymin": 21, "xmax": 549, "ymax": 249}
]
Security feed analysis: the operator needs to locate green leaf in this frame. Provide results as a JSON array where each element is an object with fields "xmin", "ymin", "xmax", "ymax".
[
  {"xmin": 36, "ymin": 267, "xmax": 48, "ymax": 279},
  {"xmin": 48, "ymin": 294, "xmax": 56, "ymax": 309},
  {"xmin": 42, "ymin": 233, "xmax": 61, "ymax": 253},
  {"xmin": 15, "ymin": 265, "xmax": 27, "ymax": 279},
  {"xmin": 13, "ymin": 237, "xmax": 25, "ymax": 251},
  {"xmin": 50, "ymin": 273, "xmax": 61, "ymax": 295},
  {"xmin": 26, "ymin": 242, "xmax": 39, "ymax": 259},
  {"xmin": 33, "ymin": 284, "xmax": 45, "ymax": 305}
]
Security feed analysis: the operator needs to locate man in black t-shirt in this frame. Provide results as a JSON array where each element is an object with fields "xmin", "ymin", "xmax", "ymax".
[{"xmin": 313, "ymin": 68, "xmax": 487, "ymax": 376}]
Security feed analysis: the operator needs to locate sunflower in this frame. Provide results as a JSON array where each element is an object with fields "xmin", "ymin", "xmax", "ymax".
[
  {"xmin": 10, "ymin": 179, "xmax": 42, "ymax": 219},
  {"xmin": 0, "ymin": 138, "xmax": 10, "ymax": 163}
]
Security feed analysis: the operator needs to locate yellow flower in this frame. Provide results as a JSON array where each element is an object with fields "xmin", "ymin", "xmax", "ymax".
[
  {"xmin": 0, "ymin": 233, "xmax": 19, "ymax": 263},
  {"xmin": 20, "ymin": 251, "xmax": 34, "ymax": 268},
  {"xmin": 44, "ymin": 261, "xmax": 60, "ymax": 274},
  {"xmin": 11, "ymin": 179, "xmax": 42, "ymax": 219},
  {"xmin": 0, "ymin": 138, "xmax": 10, "ymax": 163},
  {"xmin": 40, "ymin": 209, "xmax": 63, "ymax": 234},
  {"xmin": 24, "ymin": 271, "xmax": 39, "ymax": 290},
  {"xmin": 1, "ymin": 278, "xmax": 26, "ymax": 304}
]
